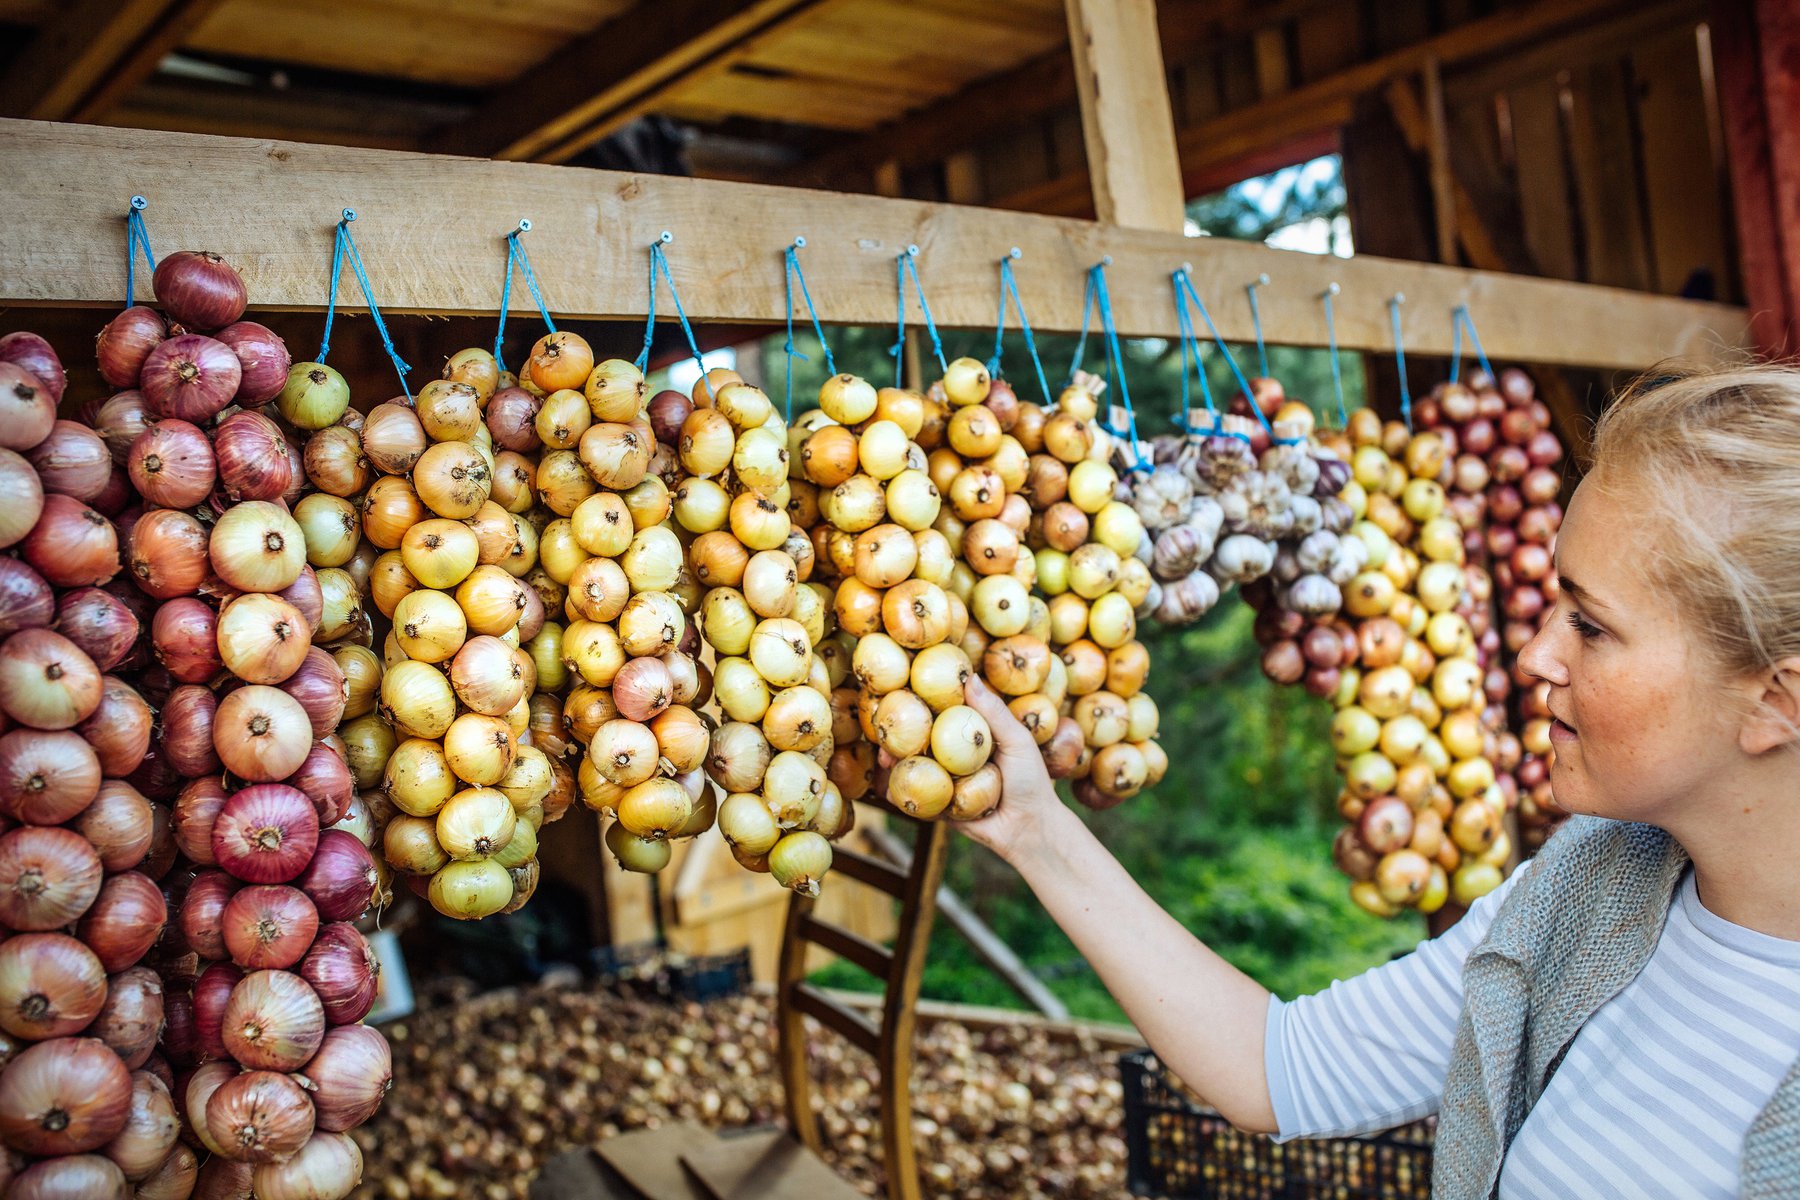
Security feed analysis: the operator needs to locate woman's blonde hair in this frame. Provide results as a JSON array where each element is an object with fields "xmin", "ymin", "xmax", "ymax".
[{"xmin": 1590, "ymin": 363, "xmax": 1800, "ymax": 677}]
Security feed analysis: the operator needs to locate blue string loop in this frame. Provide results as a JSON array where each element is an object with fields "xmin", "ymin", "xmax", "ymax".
[
  {"xmin": 1085, "ymin": 261, "xmax": 1146, "ymax": 471},
  {"xmin": 1245, "ymin": 273, "xmax": 1271, "ymax": 378},
  {"xmin": 1448, "ymin": 303, "xmax": 1494, "ymax": 385},
  {"xmin": 634, "ymin": 234, "xmax": 714, "ymax": 400},
  {"xmin": 494, "ymin": 220, "xmax": 556, "ymax": 375},
  {"xmin": 783, "ymin": 238, "xmax": 836, "ymax": 421},
  {"xmin": 1388, "ymin": 294, "xmax": 1411, "ymax": 432},
  {"xmin": 319, "ymin": 210, "xmax": 412, "ymax": 399},
  {"xmin": 890, "ymin": 247, "xmax": 947, "ymax": 388},
  {"xmin": 987, "ymin": 251, "xmax": 1054, "ymax": 407},
  {"xmin": 1320, "ymin": 284, "xmax": 1347, "ymax": 428},
  {"xmin": 1171, "ymin": 268, "xmax": 1222, "ymax": 438},
  {"xmin": 124, "ymin": 196, "xmax": 156, "ymax": 308},
  {"xmin": 1172, "ymin": 268, "xmax": 1301, "ymax": 444}
]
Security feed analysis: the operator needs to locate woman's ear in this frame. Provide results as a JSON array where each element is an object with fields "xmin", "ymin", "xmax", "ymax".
[{"xmin": 1739, "ymin": 658, "xmax": 1800, "ymax": 756}]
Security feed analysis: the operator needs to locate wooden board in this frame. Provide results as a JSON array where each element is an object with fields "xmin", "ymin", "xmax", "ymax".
[
  {"xmin": 530, "ymin": 1149, "xmax": 641, "ymax": 1200},
  {"xmin": 1507, "ymin": 78, "xmax": 1580, "ymax": 280},
  {"xmin": 598, "ymin": 1124, "xmax": 719, "ymax": 1200},
  {"xmin": 0, "ymin": 120, "xmax": 1747, "ymax": 368},
  {"xmin": 680, "ymin": 1130, "xmax": 863, "ymax": 1200},
  {"xmin": 1061, "ymin": 0, "xmax": 1186, "ymax": 231},
  {"xmin": 1565, "ymin": 59, "xmax": 1654, "ymax": 291},
  {"xmin": 1633, "ymin": 25, "xmax": 1730, "ymax": 297}
]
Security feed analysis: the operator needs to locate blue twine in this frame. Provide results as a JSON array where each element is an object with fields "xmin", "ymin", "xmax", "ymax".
[
  {"xmin": 494, "ymin": 221, "xmax": 556, "ymax": 375},
  {"xmin": 1448, "ymin": 304, "xmax": 1494, "ymax": 385},
  {"xmin": 783, "ymin": 240, "xmax": 835, "ymax": 421},
  {"xmin": 1388, "ymin": 295, "xmax": 1411, "ymax": 431},
  {"xmin": 1087, "ymin": 261, "xmax": 1146, "ymax": 471},
  {"xmin": 890, "ymin": 249, "xmax": 947, "ymax": 388},
  {"xmin": 319, "ymin": 210, "xmax": 412, "ymax": 398},
  {"xmin": 1321, "ymin": 285, "xmax": 1347, "ymax": 427},
  {"xmin": 987, "ymin": 254, "xmax": 1054, "ymax": 407},
  {"xmin": 1173, "ymin": 269, "xmax": 1299, "ymax": 443},
  {"xmin": 1245, "ymin": 274, "xmax": 1271, "ymax": 378},
  {"xmin": 634, "ymin": 236, "xmax": 713, "ymax": 400},
  {"xmin": 123, "ymin": 197, "xmax": 156, "ymax": 307},
  {"xmin": 1066, "ymin": 272, "xmax": 1096, "ymax": 385},
  {"xmin": 1171, "ymin": 268, "xmax": 1223, "ymax": 437}
]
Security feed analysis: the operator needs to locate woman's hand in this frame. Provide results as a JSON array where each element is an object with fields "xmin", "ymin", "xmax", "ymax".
[{"xmin": 955, "ymin": 676, "xmax": 1067, "ymax": 866}]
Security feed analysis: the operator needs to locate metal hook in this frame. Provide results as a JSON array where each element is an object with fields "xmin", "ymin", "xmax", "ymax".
[
  {"xmin": 1391, "ymin": 292, "xmax": 1406, "ymax": 306},
  {"xmin": 129, "ymin": 195, "xmax": 147, "ymax": 211},
  {"xmin": 341, "ymin": 209, "xmax": 357, "ymax": 223},
  {"xmin": 905, "ymin": 244, "xmax": 919, "ymax": 258},
  {"xmin": 1322, "ymin": 282, "xmax": 1341, "ymax": 298},
  {"xmin": 1180, "ymin": 262, "xmax": 1193, "ymax": 275},
  {"xmin": 1096, "ymin": 255, "xmax": 1114, "ymax": 268},
  {"xmin": 656, "ymin": 231, "xmax": 673, "ymax": 245},
  {"xmin": 792, "ymin": 236, "xmax": 806, "ymax": 249},
  {"xmin": 513, "ymin": 219, "xmax": 532, "ymax": 235},
  {"xmin": 1250, "ymin": 273, "xmax": 1271, "ymax": 288},
  {"xmin": 1007, "ymin": 247, "xmax": 1022, "ymax": 260}
]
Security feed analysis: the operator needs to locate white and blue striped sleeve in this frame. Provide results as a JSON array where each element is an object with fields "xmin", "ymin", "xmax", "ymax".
[{"xmin": 1263, "ymin": 863, "xmax": 1531, "ymax": 1141}]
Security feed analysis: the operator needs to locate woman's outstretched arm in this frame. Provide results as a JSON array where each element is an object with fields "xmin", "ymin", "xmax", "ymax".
[{"xmin": 959, "ymin": 678, "xmax": 1279, "ymax": 1133}]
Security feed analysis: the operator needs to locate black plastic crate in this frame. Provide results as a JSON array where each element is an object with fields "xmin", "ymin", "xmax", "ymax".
[{"xmin": 1120, "ymin": 1049, "xmax": 1435, "ymax": 1200}]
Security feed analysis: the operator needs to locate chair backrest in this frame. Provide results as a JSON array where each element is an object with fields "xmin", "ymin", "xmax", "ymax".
[{"xmin": 775, "ymin": 812, "xmax": 951, "ymax": 1200}]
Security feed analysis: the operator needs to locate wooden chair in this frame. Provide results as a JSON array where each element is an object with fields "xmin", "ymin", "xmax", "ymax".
[{"xmin": 776, "ymin": 811, "xmax": 951, "ymax": 1200}]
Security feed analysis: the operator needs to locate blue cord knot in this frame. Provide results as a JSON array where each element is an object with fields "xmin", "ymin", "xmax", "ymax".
[
  {"xmin": 783, "ymin": 241, "xmax": 835, "ymax": 420},
  {"xmin": 635, "ymin": 239, "xmax": 714, "ymax": 401},
  {"xmin": 1080, "ymin": 261, "xmax": 1145, "ymax": 470},
  {"xmin": 1449, "ymin": 303, "xmax": 1495, "ymax": 385},
  {"xmin": 494, "ymin": 221, "xmax": 557, "ymax": 375},
  {"xmin": 988, "ymin": 254, "xmax": 1053, "ymax": 407},
  {"xmin": 1172, "ymin": 269, "xmax": 1298, "ymax": 444},
  {"xmin": 320, "ymin": 210, "xmax": 411, "ymax": 398},
  {"xmin": 891, "ymin": 249, "xmax": 948, "ymax": 388},
  {"xmin": 123, "ymin": 197, "xmax": 156, "ymax": 307}
]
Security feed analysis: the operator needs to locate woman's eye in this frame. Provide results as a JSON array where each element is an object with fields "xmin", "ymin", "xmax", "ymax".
[{"xmin": 1566, "ymin": 610, "xmax": 1601, "ymax": 640}]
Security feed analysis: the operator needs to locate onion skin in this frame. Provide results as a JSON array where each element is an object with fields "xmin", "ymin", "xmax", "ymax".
[
  {"xmin": 140, "ymin": 335, "xmax": 241, "ymax": 424},
  {"xmin": 0, "ymin": 363, "xmax": 55, "ymax": 451},
  {"xmin": 295, "ymin": 831, "xmax": 377, "ymax": 923},
  {"xmin": 213, "ymin": 410, "xmax": 295, "ymax": 503},
  {"xmin": 76, "ymin": 871, "xmax": 167, "ymax": 974},
  {"xmin": 77, "ymin": 678, "xmax": 153, "ymax": 779},
  {"xmin": 220, "ymin": 885, "xmax": 318, "ymax": 971},
  {"xmin": 0, "ymin": 446, "xmax": 44, "ymax": 552},
  {"xmin": 221, "ymin": 969, "xmax": 324, "ymax": 1072},
  {"xmin": 0, "ymin": 559, "xmax": 52, "ymax": 634},
  {"xmin": 212, "ymin": 784, "xmax": 318, "ymax": 885},
  {"xmin": 0, "ymin": 729, "xmax": 101, "ymax": 825},
  {"xmin": 298, "ymin": 1023, "xmax": 390, "ymax": 1132},
  {"xmin": 128, "ymin": 419, "xmax": 216, "ymax": 510},
  {"xmin": 279, "ymin": 646, "xmax": 347, "ymax": 739},
  {"xmin": 153, "ymin": 251, "xmax": 248, "ymax": 331},
  {"xmin": 192, "ymin": 961, "xmax": 241, "ymax": 1062},
  {"xmin": 216, "ymin": 321, "xmax": 291, "ymax": 405},
  {"xmin": 0, "ymin": 331, "xmax": 66, "ymax": 405},
  {"xmin": 152, "ymin": 598, "xmax": 220, "ymax": 684},
  {"xmin": 284, "ymin": 743, "xmax": 353, "ymax": 828},
  {"xmin": 91, "ymin": 967, "xmax": 162, "ymax": 1070},
  {"xmin": 0, "ymin": 933, "xmax": 108, "ymax": 1041},
  {"xmin": 161, "ymin": 684, "xmax": 222, "ymax": 778},
  {"xmin": 54, "ymin": 588, "xmax": 139, "ymax": 673},
  {"xmin": 0, "ymin": 825, "xmax": 102, "ymax": 930},
  {"xmin": 130, "ymin": 509, "xmax": 212, "ymax": 601},
  {"xmin": 98, "ymin": 308, "xmax": 168, "ymax": 390},
  {"xmin": 252, "ymin": 1130, "xmax": 363, "ymax": 1200},
  {"xmin": 102, "ymin": 1071, "xmax": 180, "ymax": 1182},
  {"xmin": 71, "ymin": 779, "xmax": 154, "ymax": 873},
  {"xmin": 177, "ymin": 869, "xmax": 236, "ymax": 960},
  {"xmin": 299, "ymin": 923, "xmax": 378, "ymax": 1025},
  {"xmin": 204, "ymin": 1070, "xmax": 314, "ymax": 1165},
  {"xmin": 172, "ymin": 777, "xmax": 228, "ymax": 864},
  {"xmin": 9, "ymin": 1152, "xmax": 128, "ymax": 1197},
  {"xmin": 194, "ymin": 1154, "xmax": 255, "ymax": 1199},
  {"xmin": 212, "ymin": 686, "xmax": 312, "ymax": 783},
  {"xmin": 27, "ymin": 420, "xmax": 112, "ymax": 502},
  {"xmin": 22, "ymin": 495, "xmax": 119, "ymax": 588},
  {"xmin": 93, "ymin": 390, "xmax": 154, "ymax": 467},
  {"xmin": 136, "ymin": 1143, "xmax": 198, "ymax": 1200}
]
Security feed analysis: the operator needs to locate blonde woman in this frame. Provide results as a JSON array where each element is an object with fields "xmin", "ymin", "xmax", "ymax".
[{"xmin": 960, "ymin": 367, "xmax": 1800, "ymax": 1198}]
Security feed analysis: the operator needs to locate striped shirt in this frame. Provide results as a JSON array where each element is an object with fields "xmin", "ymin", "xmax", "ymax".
[{"xmin": 1264, "ymin": 863, "xmax": 1800, "ymax": 1198}]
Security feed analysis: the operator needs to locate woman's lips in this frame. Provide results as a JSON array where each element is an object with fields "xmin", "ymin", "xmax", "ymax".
[{"xmin": 1550, "ymin": 717, "xmax": 1578, "ymax": 743}]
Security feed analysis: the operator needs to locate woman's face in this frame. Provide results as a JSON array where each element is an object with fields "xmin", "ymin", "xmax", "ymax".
[{"xmin": 1516, "ymin": 475, "xmax": 1746, "ymax": 824}]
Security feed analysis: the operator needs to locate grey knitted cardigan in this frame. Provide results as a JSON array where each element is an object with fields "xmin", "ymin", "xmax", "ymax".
[{"xmin": 1431, "ymin": 814, "xmax": 1800, "ymax": 1199}]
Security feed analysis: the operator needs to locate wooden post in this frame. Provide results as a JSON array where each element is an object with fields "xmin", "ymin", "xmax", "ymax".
[
  {"xmin": 1422, "ymin": 57, "xmax": 1459, "ymax": 266},
  {"xmin": 1062, "ymin": 0, "xmax": 1187, "ymax": 232}
]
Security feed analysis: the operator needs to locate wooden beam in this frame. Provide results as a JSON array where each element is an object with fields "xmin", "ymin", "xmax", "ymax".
[
  {"xmin": 429, "ymin": 0, "xmax": 824, "ymax": 163},
  {"xmin": 1421, "ymin": 58, "xmax": 1459, "ymax": 265},
  {"xmin": 1711, "ymin": 0, "xmax": 1792, "ymax": 354},
  {"xmin": 1385, "ymin": 79, "xmax": 1509, "ymax": 271},
  {"xmin": 1062, "ymin": 0, "xmax": 1186, "ymax": 230},
  {"xmin": 0, "ymin": 0, "xmax": 223, "ymax": 122},
  {"xmin": 0, "ymin": 120, "xmax": 1745, "ymax": 370}
]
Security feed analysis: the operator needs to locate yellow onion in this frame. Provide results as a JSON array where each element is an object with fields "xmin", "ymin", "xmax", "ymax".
[
  {"xmin": 584, "ymin": 359, "xmax": 646, "ymax": 422},
  {"xmin": 449, "ymin": 635, "xmax": 527, "ymax": 717},
  {"xmin": 577, "ymin": 423, "xmax": 651, "ymax": 490},
  {"xmin": 534, "ymin": 450, "xmax": 595, "ymax": 516},
  {"xmin": 455, "ymin": 565, "xmax": 529, "ymax": 636},
  {"xmin": 769, "ymin": 830, "xmax": 831, "ymax": 896},
  {"xmin": 887, "ymin": 754, "xmax": 954, "ymax": 819},
  {"xmin": 910, "ymin": 643, "xmax": 972, "ymax": 712},
  {"xmin": 713, "ymin": 655, "xmax": 773, "ymax": 724},
  {"xmin": 930, "ymin": 704, "xmax": 993, "ymax": 775},
  {"xmin": 621, "ymin": 526, "xmax": 682, "ymax": 592},
  {"xmin": 338, "ymin": 715, "xmax": 396, "ymax": 790},
  {"xmin": 378, "ymin": 659, "xmax": 455, "ymax": 740},
  {"xmin": 429, "ymin": 858, "xmax": 513, "ymax": 919},
  {"xmin": 413, "ymin": 440, "xmax": 491, "ymax": 519},
  {"xmin": 293, "ymin": 493, "xmax": 360, "ymax": 569},
  {"xmin": 650, "ymin": 704, "xmax": 710, "ymax": 773},
  {"xmin": 570, "ymin": 492, "xmax": 634, "ymax": 558},
  {"xmin": 742, "ymin": 550, "xmax": 799, "ymax": 618},
  {"xmin": 604, "ymin": 821, "xmax": 670, "ymax": 873},
  {"xmin": 590, "ymin": 719, "xmax": 660, "ymax": 787},
  {"xmin": 443, "ymin": 713, "xmax": 517, "ymax": 787},
  {"xmin": 618, "ymin": 592, "xmax": 684, "ymax": 658},
  {"xmin": 678, "ymin": 409, "xmax": 735, "ymax": 477},
  {"xmin": 882, "ymin": 579, "xmax": 951, "ymax": 649},
  {"xmin": 416, "ymin": 380, "xmax": 483, "ymax": 442},
  {"xmin": 763, "ymin": 686, "xmax": 831, "ymax": 752},
  {"xmin": 333, "ymin": 645, "xmax": 382, "ymax": 719},
  {"xmin": 729, "ymin": 494, "xmax": 791, "ymax": 551},
  {"xmin": 874, "ymin": 689, "xmax": 933, "ymax": 759},
  {"xmin": 399, "ymin": 519, "xmax": 480, "ymax": 590},
  {"xmin": 383, "ymin": 815, "xmax": 448, "ymax": 874},
  {"xmin": 391, "ymin": 590, "xmax": 466, "ymax": 664},
  {"xmin": 435, "ymin": 787, "xmax": 516, "ymax": 860},
  {"xmin": 369, "ymin": 551, "xmax": 422, "ymax": 618},
  {"xmin": 762, "ymin": 750, "xmax": 825, "ymax": 827},
  {"xmin": 748, "ymin": 618, "xmax": 811, "ymax": 688},
  {"xmin": 673, "ymin": 477, "xmax": 731, "ymax": 534},
  {"xmin": 384, "ymin": 738, "xmax": 456, "ymax": 818},
  {"xmin": 616, "ymin": 777, "xmax": 692, "ymax": 840},
  {"xmin": 819, "ymin": 374, "xmax": 878, "ymax": 425},
  {"xmin": 948, "ymin": 761, "xmax": 1003, "ymax": 821},
  {"xmin": 718, "ymin": 790, "xmax": 780, "ymax": 855}
]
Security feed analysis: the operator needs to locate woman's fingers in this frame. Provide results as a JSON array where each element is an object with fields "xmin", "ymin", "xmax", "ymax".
[{"xmin": 964, "ymin": 676, "xmax": 1037, "ymax": 758}]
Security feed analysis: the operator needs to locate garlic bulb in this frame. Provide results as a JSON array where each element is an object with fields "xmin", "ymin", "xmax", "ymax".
[
  {"xmin": 1130, "ymin": 465, "xmax": 1192, "ymax": 531},
  {"xmin": 1210, "ymin": 534, "xmax": 1276, "ymax": 585},
  {"xmin": 1153, "ymin": 570, "xmax": 1220, "ymax": 625},
  {"xmin": 1285, "ymin": 573, "xmax": 1342, "ymax": 616}
]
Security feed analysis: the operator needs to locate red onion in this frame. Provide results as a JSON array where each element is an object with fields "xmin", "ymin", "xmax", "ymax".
[
  {"xmin": 215, "ymin": 321, "xmax": 290, "ymax": 404},
  {"xmin": 296, "ymin": 831, "xmax": 377, "ymax": 923},
  {"xmin": 299, "ymin": 923, "xmax": 377, "ymax": 1025},
  {"xmin": 647, "ymin": 388, "xmax": 694, "ymax": 445},
  {"xmin": 0, "ymin": 1036, "xmax": 132, "ymax": 1156},
  {"xmin": 222, "ymin": 969, "xmax": 324, "ymax": 1070},
  {"xmin": 54, "ymin": 588, "xmax": 138, "ymax": 672},
  {"xmin": 172, "ymin": 777, "xmax": 228, "ymax": 864},
  {"xmin": 71, "ymin": 779, "xmax": 154, "ymax": 872},
  {"xmin": 128, "ymin": 420, "xmax": 216, "ymax": 509},
  {"xmin": 0, "ymin": 826, "xmax": 102, "ymax": 930},
  {"xmin": 221, "ymin": 885, "xmax": 317, "ymax": 971},
  {"xmin": 217, "ymin": 592, "xmax": 311, "ymax": 686},
  {"xmin": 284, "ymin": 743, "xmax": 353, "ymax": 828},
  {"xmin": 160, "ymin": 684, "xmax": 221, "ymax": 777},
  {"xmin": 154, "ymin": 251, "xmax": 247, "ymax": 331},
  {"xmin": 97, "ymin": 308, "xmax": 168, "ymax": 390},
  {"xmin": 143, "ymin": 800, "xmax": 178, "ymax": 880},
  {"xmin": 0, "ymin": 934, "xmax": 108, "ymax": 1041},
  {"xmin": 22, "ymin": 495, "xmax": 119, "ymax": 588},
  {"xmin": 212, "ymin": 784, "xmax": 317, "ymax": 884},
  {"xmin": 0, "ymin": 559, "xmax": 53, "ymax": 635},
  {"xmin": 27, "ymin": 421, "xmax": 111, "ymax": 503},
  {"xmin": 298, "ymin": 1023, "xmax": 389, "ymax": 1133},
  {"xmin": 0, "ymin": 629, "xmax": 102, "ymax": 732},
  {"xmin": 100, "ymin": 1070, "xmax": 179, "ymax": 1182},
  {"xmin": 0, "ymin": 729, "xmax": 101, "ymax": 824},
  {"xmin": 0, "ymin": 332, "xmax": 65, "ymax": 405},
  {"xmin": 205, "ymin": 1070, "xmax": 313, "ymax": 1165},
  {"xmin": 192, "ymin": 962, "xmax": 242, "ymax": 1061},
  {"xmin": 75, "ymin": 871, "xmax": 167, "ymax": 973},
  {"xmin": 140, "ymin": 336, "xmax": 240, "ymax": 424},
  {"xmin": 158, "ymin": 982, "xmax": 200, "ymax": 1070},
  {"xmin": 91, "ymin": 967, "xmax": 162, "ymax": 1071},
  {"xmin": 279, "ymin": 564, "xmax": 324, "ymax": 634},
  {"xmin": 88, "ymin": 464, "xmax": 134, "ymax": 518},
  {"xmin": 178, "ymin": 869, "xmax": 237, "ymax": 959},
  {"xmin": 486, "ymin": 386, "xmax": 541, "ymax": 451},
  {"xmin": 212, "ymin": 687, "xmax": 312, "ymax": 782},
  {"xmin": 152, "ymin": 598, "xmax": 221, "ymax": 683},
  {"xmin": 136, "ymin": 1142, "xmax": 199, "ymax": 1199},
  {"xmin": 212, "ymin": 410, "xmax": 294, "ymax": 502},
  {"xmin": 0, "ymin": 363, "xmax": 55, "ymax": 452},
  {"xmin": 194, "ymin": 1154, "xmax": 254, "ymax": 1199},
  {"xmin": 93, "ymin": 391, "xmax": 153, "ymax": 467},
  {"xmin": 11, "ymin": 1153, "xmax": 129, "ymax": 1197},
  {"xmin": 130, "ymin": 510, "xmax": 211, "ymax": 602},
  {"xmin": 279, "ymin": 646, "xmax": 346, "ymax": 739},
  {"xmin": 0, "ymin": 447, "xmax": 44, "ymax": 552}
]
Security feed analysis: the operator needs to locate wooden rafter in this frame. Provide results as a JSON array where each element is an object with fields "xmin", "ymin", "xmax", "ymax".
[
  {"xmin": 1062, "ymin": 0, "xmax": 1186, "ymax": 231},
  {"xmin": 0, "ymin": 0, "xmax": 224, "ymax": 122},
  {"xmin": 429, "ymin": 0, "xmax": 827, "ymax": 163}
]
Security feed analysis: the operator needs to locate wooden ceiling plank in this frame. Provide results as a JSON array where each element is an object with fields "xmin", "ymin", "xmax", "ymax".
[
  {"xmin": 70, "ymin": 0, "xmax": 230, "ymax": 122},
  {"xmin": 0, "ymin": 0, "xmax": 181, "ymax": 120},
  {"xmin": 431, "ymin": 0, "xmax": 828, "ymax": 162},
  {"xmin": 1063, "ymin": 0, "xmax": 1186, "ymax": 230}
]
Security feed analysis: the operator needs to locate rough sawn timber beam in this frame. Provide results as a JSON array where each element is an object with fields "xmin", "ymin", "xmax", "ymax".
[{"xmin": 0, "ymin": 121, "xmax": 1746, "ymax": 371}]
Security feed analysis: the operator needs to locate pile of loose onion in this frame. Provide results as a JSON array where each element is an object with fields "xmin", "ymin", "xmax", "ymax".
[{"xmin": 359, "ymin": 342, "xmax": 571, "ymax": 921}]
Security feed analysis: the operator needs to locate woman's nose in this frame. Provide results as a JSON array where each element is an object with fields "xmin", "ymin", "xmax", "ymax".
[{"xmin": 1516, "ymin": 619, "xmax": 1568, "ymax": 687}]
